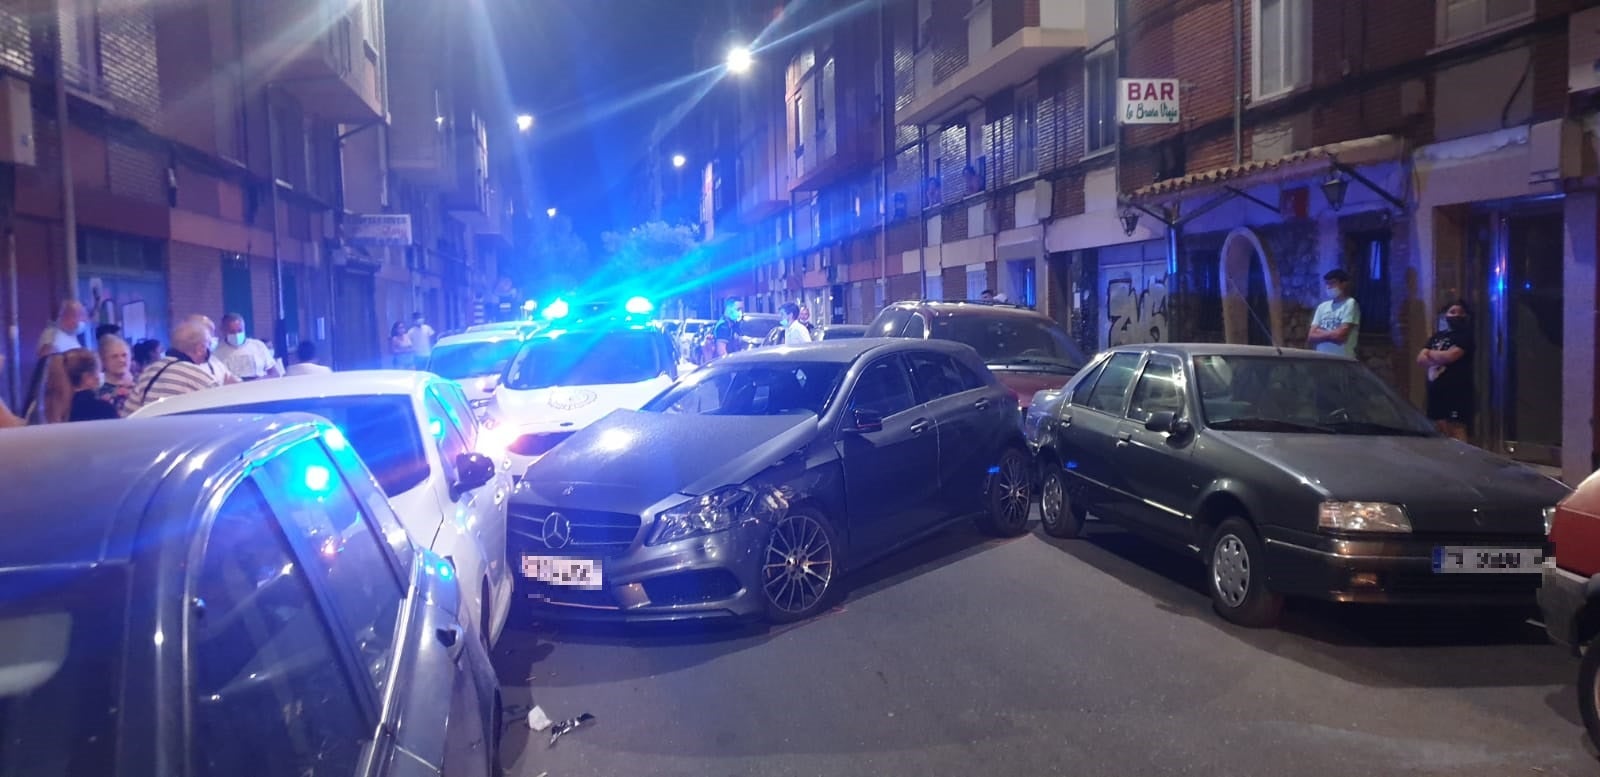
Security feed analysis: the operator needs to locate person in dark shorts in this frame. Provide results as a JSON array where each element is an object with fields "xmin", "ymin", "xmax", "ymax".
[{"xmin": 1416, "ymin": 299, "xmax": 1474, "ymax": 441}]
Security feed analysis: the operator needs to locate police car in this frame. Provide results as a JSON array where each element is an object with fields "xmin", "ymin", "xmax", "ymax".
[
  {"xmin": 426, "ymin": 327, "xmax": 533, "ymax": 414},
  {"xmin": 481, "ymin": 298, "xmax": 695, "ymax": 477}
]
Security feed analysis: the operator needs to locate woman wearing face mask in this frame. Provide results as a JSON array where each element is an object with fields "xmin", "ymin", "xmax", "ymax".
[{"xmin": 1417, "ymin": 300, "xmax": 1474, "ymax": 442}]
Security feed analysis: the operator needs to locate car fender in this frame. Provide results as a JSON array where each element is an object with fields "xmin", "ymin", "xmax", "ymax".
[
  {"xmin": 427, "ymin": 511, "xmax": 495, "ymax": 638},
  {"xmin": 1189, "ymin": 477, "xmax": 1276, "ymax": 538}
]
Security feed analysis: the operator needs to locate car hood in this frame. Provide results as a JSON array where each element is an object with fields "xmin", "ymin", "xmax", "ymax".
[
  {"xmin": 1215, "ymin": 431, "xmax": 1570, "ymax": 528},
  {"xmin": 990, "ymin": 369, "xmax": 1075, "ymax": 408},
  {"xmin": 515, "ymin": 411, "xmax": 820, "ymax": 514},
  {"xmin": 494, "ymin": 377, "xmax": 672, "ymax": 433}
]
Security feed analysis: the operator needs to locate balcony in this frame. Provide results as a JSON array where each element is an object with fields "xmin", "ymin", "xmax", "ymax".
[
  {"xmin": 897, "ymin": 0, "xmax": 1087, "ymax": 127},
  {"xmin": 248, "ymin": 0, "xmax": 383, "ymax": 122}
]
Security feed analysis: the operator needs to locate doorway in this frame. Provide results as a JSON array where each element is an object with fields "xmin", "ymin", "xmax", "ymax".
[{"xmin": 1462, "ymin": 204, "xmax": 1564, "ymax": 465}]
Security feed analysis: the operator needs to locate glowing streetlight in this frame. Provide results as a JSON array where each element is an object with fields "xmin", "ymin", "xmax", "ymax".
[
  {"xmin": 546, "ymin": 207, "xmax": 558, "ymax": 218},
  {"xmin": 726, "ymin": 45, "xmax": 753, "ymax": 75},
  {"xmin": 516, "ymin": 114, "xmax": 535, "ymax": 132},
  {"xmin": 671, "ymin": 153, "xmax": 687, "ymax": 169}
]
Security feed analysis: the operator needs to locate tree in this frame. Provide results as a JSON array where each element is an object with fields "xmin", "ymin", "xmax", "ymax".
[{"xmin": 599, "ymin": 221, "xmax": 714, "ymax": 315}]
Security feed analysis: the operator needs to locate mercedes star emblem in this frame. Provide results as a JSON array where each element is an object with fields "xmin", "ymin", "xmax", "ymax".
[
  {"xmin": 540, "ymin": 512, "xmax": 573, "ymax": 550},
  {"xmin": 561, "ymin": 485, "xmax": 575, "ymax": 496}
]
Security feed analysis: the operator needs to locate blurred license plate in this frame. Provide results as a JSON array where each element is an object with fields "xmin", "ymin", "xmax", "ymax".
[
  {"xmin": 521, "ymin": 555, "xmax": 602, "ymax": 588},
  {"xmin": 1431, "ymin": 547, "xmax": 1543, "ymax": 573}
]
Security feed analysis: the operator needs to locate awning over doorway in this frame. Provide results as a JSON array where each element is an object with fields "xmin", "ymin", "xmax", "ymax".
[{"xmin": 1127, "ymin": 134, "xmax": 1406, "ymax": 205}]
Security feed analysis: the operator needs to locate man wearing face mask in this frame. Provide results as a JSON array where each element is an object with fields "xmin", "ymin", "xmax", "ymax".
[
  {"xmin": 214, "ymin": 312, "xmax": 282, "ymax": 380},
  {"xmin": 37, "ymin": 300, "xmax": 87, "ymax": 358},
  {"xmin": 1418, "ymin": 300, "xmax": 1475, "ymax": 441},
  {"xmin": 179, "ymin": 314, "xmax": 240, "ymax": 386},
  {"xmin": 1307, "ymin": 268, "xmax": 1360, "ymax": 357},
  {"xmin": 711, "ymin": 297, "xmax": 747, "ymax": 360}
]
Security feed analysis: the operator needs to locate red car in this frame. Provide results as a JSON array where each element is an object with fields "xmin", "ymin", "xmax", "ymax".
[
  {"xmin": 867, "ymin": 300, "xmax": 1088, "ymax": 410},
  {"xmin": 1539, "ymin": 471, "xmax": 1599, "ymax": 746}
]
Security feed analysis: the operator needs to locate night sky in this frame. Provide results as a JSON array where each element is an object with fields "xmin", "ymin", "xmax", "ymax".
[{"xmin": 488, "ymin": 0, "xmax": 706, "ymax": 244}]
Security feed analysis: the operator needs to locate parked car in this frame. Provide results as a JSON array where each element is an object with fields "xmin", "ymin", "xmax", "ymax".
[
  {"xmin": 1537, "ymin": 469, "xmax": 1600, "ymax": 748},
  {"xmin": 428, "ymin": 327, "xmax": 535, "ymax": 414},
  {"xmin": 1028, "ymin": 343, "xmax": 1569, "ymax": 627},
  {"xmin": 130, "ymin": 371, "xmax": 514, "ymax": 648},
  {"xmin": 0, "ymin": 415, "xmax": 502, "ymax": 776},
  {"xmin": 867, "ymin": 300, "xmax": 1087, "ymax": 409},
  {"xmin": 486, "ymin": 323, "xmax": 697, "ymax": 479},
  {"xmin": 507, "ymin": 338, "xmax": 1032, "ymax": 623}
]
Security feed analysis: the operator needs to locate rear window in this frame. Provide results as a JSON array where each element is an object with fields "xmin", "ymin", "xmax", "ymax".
[
  {"xmin": 179, "ymin": 396, "xmax": 429, "ymax": 496},
  {"xmin": 932, "ymin": 315, "xmax": 1086, "ymax": 373},
  {"xmin": 0, "ymin": 565, "xmax": 124, "ymax": 776},
  {"xmin": 426, "ymin": 339, "xmax": 521, "ymax": 380}
]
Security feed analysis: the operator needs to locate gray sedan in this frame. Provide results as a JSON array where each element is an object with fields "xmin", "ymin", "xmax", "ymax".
[
  {"xmin": 1028, "ymin": 343, "xmax": 1570, "ymax": 627},
  {"xmin": 0, "ymin": 414, "xmax": 501, "ymax": 776}
]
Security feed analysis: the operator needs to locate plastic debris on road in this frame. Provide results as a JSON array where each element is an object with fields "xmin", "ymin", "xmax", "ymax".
[
  {"xmin": 547, "ymin": 712, "xmax": 596, "ymax": 748},
  {"xmin": 526, "ymin": 704, "xmax": 554, "ymax": 732}
]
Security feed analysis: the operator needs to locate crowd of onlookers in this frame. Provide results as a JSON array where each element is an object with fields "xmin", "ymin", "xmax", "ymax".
[{"xmin": 0, "ymin": 300, "xmax": 333, "ymax": 428}]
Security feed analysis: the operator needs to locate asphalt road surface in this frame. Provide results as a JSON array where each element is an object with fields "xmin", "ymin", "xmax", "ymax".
[{"xmin": 493, "ymin": 520, "xmax": 1594, "ymax": 777}]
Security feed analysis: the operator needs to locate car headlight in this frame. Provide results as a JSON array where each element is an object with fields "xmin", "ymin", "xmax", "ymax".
[
  {"xmin": 1544, "ymin": 506, "xmax": 1557, "ymax": 536},
  {"xmin": 1318, "ymin": 501, "xmax": 1412, "ymax": 533},
  {"xmin": 648, "ymin": 485, "xmax": 788, "ymax": 546}
]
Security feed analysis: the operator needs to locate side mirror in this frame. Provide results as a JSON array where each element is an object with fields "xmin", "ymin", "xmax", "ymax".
[
  {"xmin": 850, "ymin": 408, "xmax": 885, "ymax": 433},
  {"xmin": 1144, "ymin": 410, "xmax": 1192, "ymax": 436},
  {"xmin": 453, "ymin": 452, "xmax": 496, "ymax": 496}
]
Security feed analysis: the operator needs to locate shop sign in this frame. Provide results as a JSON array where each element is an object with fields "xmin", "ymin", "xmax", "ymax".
[
  {"xmin": 1117, "ymin": 78, "xmax": 1181, "ymax": 125},
  {"xmin": 347, "ymin": 214, "xmax": 413, "ymax": 246}
]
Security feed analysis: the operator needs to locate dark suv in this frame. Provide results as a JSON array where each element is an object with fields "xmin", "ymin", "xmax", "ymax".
[{"xmin": 867, "ymin": 300, "xmax": 1087, "ymax": 408}]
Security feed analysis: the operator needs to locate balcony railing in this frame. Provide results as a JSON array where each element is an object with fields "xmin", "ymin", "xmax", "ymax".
[{"xmin": 250, "ymin": 0, "xmax": 383, "ymax": 122}]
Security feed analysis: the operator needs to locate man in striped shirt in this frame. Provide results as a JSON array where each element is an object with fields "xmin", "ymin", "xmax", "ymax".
[{"xmin": 122, "ymin": 320, "xmax": 218, "ymax": 416}]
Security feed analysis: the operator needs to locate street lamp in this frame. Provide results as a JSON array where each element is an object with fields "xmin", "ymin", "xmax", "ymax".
[
  {"xmin": 671, "ymin": 153, "xmax": 687, "ymax": 169},
  {"xmin": 1119, "ymin": 209, "xmax": 1140, "ymax": 237},
  {"xmin": 516, "ymin": 114, "xmax": 535, "ymax": 132},
  {"xmin": 726, "ymin": 45, "xmax": 753, "ymax": 75},
  {"xmin": 546, "ymin": 207, "xmax": 558, "ymax": 218},
  {"xmin": 1321, "ymin": 170, "xmax": 1349, "ymax": 211}
]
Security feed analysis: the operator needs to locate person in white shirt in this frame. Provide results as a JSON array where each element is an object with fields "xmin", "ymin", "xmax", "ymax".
[
  {"xmin": 406, "ymin": 312, "xmax": 436, "ymax": 369},
  {"xmin": 122, "ymin": 320, "xmax": 219, "ymax": 416},
  {"xmin": 1307, "ymin": 268, "xmax": 1361, "ymax": 358},
  {"xmin": 779, "ymin": 302, "xmax": 813, "ymax": 345},
  {"xmin": 181, "ymin": 314, "xmax": 240, "ymax": 386},
  {"xmin": 286, "ymin": 340, "xmax": 333, "ymax": 376},
  {"xmin": 214, "ymin": 313, "xmax": 282, "ymax": 380},
  {"xmin": 37, "ymin": 300, "xmax": 86, "ymax": 358}
]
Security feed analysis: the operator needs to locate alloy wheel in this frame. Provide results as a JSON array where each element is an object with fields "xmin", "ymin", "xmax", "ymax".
[
  {"xmin": 997, "ymin": 454, "xmax": 1031, "ymax": 529},
  {"xmin": 1040, "ymin": 472, "xmax": 1064, "ymax": 529},
  {"xmin": 1211, "ymin": 534, "xmax": 1250, "ymax": 608},
  {"xmin": 762, "ymin": 513, "xmax": 835, "ymax": 614}
]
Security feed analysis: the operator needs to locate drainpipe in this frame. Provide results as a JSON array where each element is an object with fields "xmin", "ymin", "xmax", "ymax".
[
  {"xmin": 1232, "ymin": 0, "xmax": 1244, "ymax": 165},
  {"xmin": 879, "ymin": 0, "xmax": 894, "ymax": 307},
  {"xmin": 265, "ymin": 85, "xmax": 288, "ymax": 359},
  {"xmin": 4, "ymin": 170, "xmax": 16, "ymax": 406},
  {"xmin": 55, "ymin": 18, "xmax": 78, "ymax": 299}
]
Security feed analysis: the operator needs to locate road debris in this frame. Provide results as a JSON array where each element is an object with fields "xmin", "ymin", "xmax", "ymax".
[{"xmin": 548, "ymin": 712, "xmax": 596, "ymax": 748}]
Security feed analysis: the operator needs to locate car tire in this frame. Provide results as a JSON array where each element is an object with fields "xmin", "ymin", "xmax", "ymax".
[
  {"xmin": 761, "ymin": 507, "xmax": 840, "ymax": 624},
  {"xmin": 1580, "ymin": 637, "xmax": 1600, "ymax": 753},
  {"xmin": 980, "ymin": 447, "xmax": 1034, "ymax": 537},
  {"xmin": 1206, "ymin": 518, "xmax": 1283, "ymax": 628},
  {"xmin": 1038, "ymin": 466, "xmax": 1085, "ymax": 539}
]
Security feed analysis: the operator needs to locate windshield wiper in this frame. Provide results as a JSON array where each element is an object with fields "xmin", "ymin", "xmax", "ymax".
[
  {"xmin": 1320, "ymin": 420, "xmax": 1432, "ymax": 437},
  {"xmin": 1208, "ymin": 417, "xmax": 1336, "ymax": 434}
]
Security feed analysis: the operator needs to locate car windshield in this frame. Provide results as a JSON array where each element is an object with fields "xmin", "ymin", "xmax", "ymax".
[
  {"xmin": 643, "ymin": 361, "xmax": 846, "ymax": 416},
  {"xmin": 933, "ymin": 316, "xmax": 1086, "ymax": 373},
  {"xmin": 426, "ymin": 339, "xmax": 521, "ymax": 380},
  {"xmin": 0, "ymin": 566, "xmax": 123, "ymax": 777},
  {"xmin": 180, "ymin": 396, "xmax": 430, "ymax": 495},
  {"xmin": 1192, "ymin": 354, "xmax": 1436, "ymax": 436},
  {"xmin": 505, "ymin": 329, "xmax": 666, "ymax": 390}
]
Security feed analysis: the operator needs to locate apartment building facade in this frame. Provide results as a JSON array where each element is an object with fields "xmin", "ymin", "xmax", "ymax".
[{"xmin": 0, "ymin": 0, "xmax": 508, "ymax": 405}]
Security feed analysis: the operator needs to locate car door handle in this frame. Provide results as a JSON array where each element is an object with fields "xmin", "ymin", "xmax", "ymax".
[
  {"xmin": 973, "ymin": 398, "xmax": 992, "ymax": 411},
  {"xmin": 909, "ymin": 419, "xmax": 933, "ymax": 435},
  {"xmin": 1115, "ymin": 432, "xmax": 1132, "ymax": 446},
  {"xmin": 436, "ymin": 624, "xmax": 465, "ymax": 658}
]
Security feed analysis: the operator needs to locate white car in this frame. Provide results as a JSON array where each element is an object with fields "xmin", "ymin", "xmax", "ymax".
[
  {"xmin": 485, "ymin": 324, "xmax": 695, "ymax": 478},
  {"xmin": 129, "ymin": 370, "xmax": 514, "ymax": 647},
  {"xmin": 427, "ymin": 328, "xmax": 532, "ymax": 413}
]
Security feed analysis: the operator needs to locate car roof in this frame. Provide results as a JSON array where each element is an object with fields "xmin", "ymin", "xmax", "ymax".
[
  {"xmin": 717, "ymin": 337, "xmax": 975, "ymax": 365},
  {"xmin": 131, "ymin": 370, "xmax": 438, "ymax": 417},
  {"xmin": 0, "ymin": 414, "xmax": 321, "ymax": 568},
  {"xmin": 1106, "ymin": 342, "xmax": 1355, "ymax": 361},
  {"xmin": 886, "ymin": 299, "xmax": 1052, "ymax": 320}
]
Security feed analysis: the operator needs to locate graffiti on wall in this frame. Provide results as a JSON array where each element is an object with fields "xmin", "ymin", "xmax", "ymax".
[{"xmin": 1104, "ymin": 266, "xmax": 1169, "ymax": 349}]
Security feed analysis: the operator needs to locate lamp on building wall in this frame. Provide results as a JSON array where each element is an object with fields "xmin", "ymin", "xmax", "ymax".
[
  {"xmin": 671, "ymin": 153, "xmax": 687, "ymax": 169},
  {"xmin": 1119, "ymin": 209, "xmax": 1140, "ymax": 237},
  {"xmin": 1320, "ymin": 171, "xmax": 1350, "ymax": 211}
]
